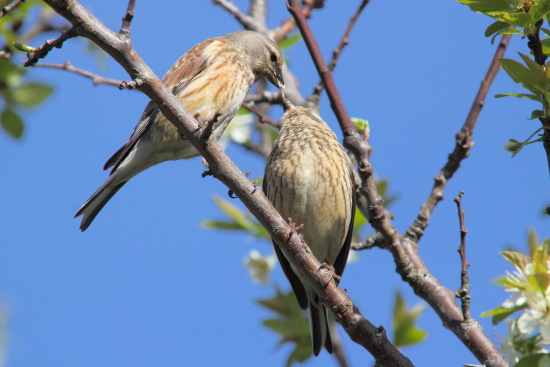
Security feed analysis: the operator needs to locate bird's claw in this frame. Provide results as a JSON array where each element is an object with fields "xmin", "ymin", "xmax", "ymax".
[
  {"xmin": 319, "ymin": 261, "xmax": 340, "ymax": 286},
  {"xmin": 286, "ymin": 218, "xmax": 304, "ymax": 244}
]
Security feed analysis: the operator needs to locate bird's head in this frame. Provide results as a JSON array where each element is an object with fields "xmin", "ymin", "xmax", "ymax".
[{"xmin": 227, "ymin": 31, "xmax": 285, "ymax": 89}]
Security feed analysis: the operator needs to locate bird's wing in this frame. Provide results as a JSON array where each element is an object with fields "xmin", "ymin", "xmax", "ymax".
[
  {"xmin": 263, "ymin": 178, "xmax": 309, "ymax": 310},
  {"xmin": 333, "ymin": 174, "xmax": 356, "ymax": 277},
  {"xmin": 104, "ymin": 39, "xmax": 217, "ymax": 172}
]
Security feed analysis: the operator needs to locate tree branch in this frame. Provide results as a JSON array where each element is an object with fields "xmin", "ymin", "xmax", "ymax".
[
  {"xmin": 38, "ymin": 1, "xmax": 411, "ymax": 365},
  {"xmin": 287, "ymin": 0, "xmax": 507, "ymax": 365},
  {"xmin": 242, "ymin": 102, "xmax": 280, "ymax": 129},
  {"xmin": 213, "ymin": 0, "xmax": 265, "ymax": 33},
  {"xmin": 24, "ymin": 25, "xmax": 79, "ymax": 66},
  {"xmin": 405, "ymin": 34, "xmax": 511, "ymax": 243},
  {"xmin": 0, "ymin": 0, "xmax": 25, "ymax": 20},
  {"xmin": 32, "ymin": 61, "xmax": 124, "ymax": 86},
  {"xmin": 119, "ymin": 0, "xmax": 136, "ymax": 37},
  {"xmin": 308, "ymin": 0, "xmax": 370, "ymax": 105},
  {"xmin": 454, "ymin": 191, "xmax": 471, "ymax": 321}
]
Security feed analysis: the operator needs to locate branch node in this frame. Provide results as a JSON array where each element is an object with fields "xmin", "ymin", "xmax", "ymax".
[{"xmin": 119, "ymin": 78, "xmax": 143, "ymax": 90}]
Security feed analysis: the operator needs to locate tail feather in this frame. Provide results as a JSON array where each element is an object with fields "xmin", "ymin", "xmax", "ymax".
[
  {"xmin": 309, "ymin": 301, "xmax": 333, "ymax": 356},
  {"xmin": 75, "ymin": 180, "xmax": 126, "ymax": 231}
]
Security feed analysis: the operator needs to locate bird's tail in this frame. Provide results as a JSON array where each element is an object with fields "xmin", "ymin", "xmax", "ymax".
[
  {"xmin": 309, "ymin": 300, "xmax": 333, "ymax": 356},
  {"xmin": 74, "ymin": 176, "xmax": 126, "ymax": 232}
]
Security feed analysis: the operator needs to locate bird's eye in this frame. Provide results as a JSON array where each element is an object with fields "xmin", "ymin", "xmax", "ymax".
[{"xmin": 270, "ymin": 52, "xmax": 277, "ymax": 62}]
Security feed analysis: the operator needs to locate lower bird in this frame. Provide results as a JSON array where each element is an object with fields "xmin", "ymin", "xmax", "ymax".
[
  {"xmin": 75, "ymin": 30, "xmax": 284, "ymax": 231},
  {"xmin": 263, "ymin": 102, "xmax": 355, "ymax": 356}
]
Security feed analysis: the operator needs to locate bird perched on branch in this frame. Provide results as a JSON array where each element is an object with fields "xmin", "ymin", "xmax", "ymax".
[
  {"xmin": 263, "ymin": 102, "xmax": 355, "ymax": 356},
  {"xmin": 75, "ymin": 30, "xmax": 284, "ymax": 231}
]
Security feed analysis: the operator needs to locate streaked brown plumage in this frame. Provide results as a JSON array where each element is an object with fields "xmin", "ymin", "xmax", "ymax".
[
  {"xmin": 263, "ymin": 104, "xmax": 355, "ymax": 356},
  {"xmin": 75, "ymin": 30, "xmax": 284, "ymax": 231}
]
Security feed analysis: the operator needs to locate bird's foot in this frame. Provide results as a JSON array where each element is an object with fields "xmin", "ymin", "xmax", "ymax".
[
  {"xmin": 286, "ymin": 218, "xmax": 304, "ymax": 244},
  {"xmin": 319, "ymin": 261, "xmax": 340, "ymax": 286}
]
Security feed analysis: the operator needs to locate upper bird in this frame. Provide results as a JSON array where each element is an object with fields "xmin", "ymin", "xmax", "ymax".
[
  {"xmin": 75, "ymin": 30, "xmax": 284, "ymax": 231},
  {"xmin": 263, "ymin": 103, "xmax": 355, "ymax": 356}
]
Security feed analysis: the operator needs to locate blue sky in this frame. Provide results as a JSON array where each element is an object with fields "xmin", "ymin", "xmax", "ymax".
[{"xmin": 1, "ymin": 0, "xmax": 549, "ymax": 366}]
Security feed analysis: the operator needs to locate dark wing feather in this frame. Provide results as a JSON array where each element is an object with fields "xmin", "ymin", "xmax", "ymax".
[
  {"xmin": 103, "ymin": 39, "xmax": 217, "ymax": 172},
  {"xmin": 263, "ymin": 176, "xmax": 309, "ymax": 310},
  {"xmin": 333, "ymin": 177, "xmax": 356, "ymax": 277}
]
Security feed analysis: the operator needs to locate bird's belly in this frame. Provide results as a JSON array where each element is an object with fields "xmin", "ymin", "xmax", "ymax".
[{"xmin": 277, "ymin": 163, "xmax": 349, "ymax": 263}]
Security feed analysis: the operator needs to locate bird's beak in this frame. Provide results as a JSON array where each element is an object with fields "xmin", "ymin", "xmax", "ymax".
[
  {"xmin": 281, "ymin": 95, "xmax": 293, "ymax": 112},
  {"xmin": 273, "ymin": 67, "xmax": 285, "ymax": 89}
]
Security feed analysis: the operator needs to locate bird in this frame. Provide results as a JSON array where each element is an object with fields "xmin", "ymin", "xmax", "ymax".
[
  {"xmin": 75, "ymin": 30, "xmax": 284, "ymax": 231},
  {"xmin": 263, "ymin": 102, "xmax": 355, "ymax": 356}
]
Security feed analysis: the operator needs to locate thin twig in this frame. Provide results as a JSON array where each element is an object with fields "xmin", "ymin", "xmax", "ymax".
[
  {"xmin": 0, "ymin": 0, "xmax": 26, "ymax": 20},
  {"xmin": 213, "ymin": 0, "xmax": 264, "ymax": 32},
  {"xmin": 242, "ymin": 102, "xmax": 280, "ymax": 129},
  {"xmin": 271, "ymin": 0, "xmax": 324, "ymax": 43},
  {"xmin": 454, "ymin": 191, "xmax": 471, "ymax": 321},
  {"xmin": 24, "ymin": 26, "xmax": 79, "ymax": 66},
  {"xmin": 32, "ymin": 61, "xmax": 123, "ymax": 86},
  {"xmin": 308, "ymin": 0, "xmax": 370, "ymax": 105},
  {"xmin": 244, "ymin": 90, "xmax": 284, "ymax": 105},
  {"xmin": 119, "ymin": 0, "xmax": 136, "ymax": 37},
  {"xmin": 405, "ymin": 34, "xmax": 511, "ymax": 243}
]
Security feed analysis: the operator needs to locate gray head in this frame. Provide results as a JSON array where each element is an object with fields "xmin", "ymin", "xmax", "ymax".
[{"xmin": 224, "ymin": 30, "xmax": 285, "ymax": 89}]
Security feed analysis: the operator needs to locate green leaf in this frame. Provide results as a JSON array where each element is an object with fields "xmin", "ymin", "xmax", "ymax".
[
  {"xmin": 528, "ymin": 228, "xmax": 541, "ymax": 258},
  {"xmin": 541, "ymin": 38, "xmax": 550, "ymax": 55},
  {"xmin": 351, "ymin": 117, "xmax": 369, "ymax": 137},
  {"xmin": 258, "ymin": 288, "xmax": 314, "ymax": 366},
  {"xmin": 285, "ymin": 341, "xmax": 311, "ymax": 367},
  {"xmin": 516, "ymin": 353, "xmax": 550, "ymax": 367},
  {"xmin": 236, "ymin": 106, "xmax": 250, "ymax": 115},
  {"xmin": 518, "ymin": 53, "xmax": 546, "ymax": 80},
  {"xmin": 484, "ymin": 20, "xmax": 510, "ymax": 37},
  {"xmin": 1, "ymin": 108, "xmax": 24, "ymax": 138},
  {"xmin": 527, "ymin": 0, "xmax": 550, "ymax": 24},
  {"xmin": 494, "ymin": 93, "xmax": 541, "ymax": 101},
  {"xmin": 499, "ymin": 57, "xmax": 543, "ymax": 95},
  {"xmin": 202, "ymin": 195, "xmax": 270, "ymax": 239},
  {"xmin": 257, "ymin": 287, "xmax": 301, "ymax": 317},
  {"xmin": 201, "ymin": 220, "xmax": 244, "ymax": 230},
  {"xmin": 481, "ymin": 302, "xmax": 527, "ymax": 325},
  {"xmin": 12, "ymin": 42, "xmax": 35, "ymax": 52},
  {"xmin": 456, "ymin": 0, "xmax": 515, "ymax": 13},
  {"xmin": 278, "ymin": 33, "xmax": 302, "ymax": 50},
  {"xmin": 12, "ymin": 82, "xmax": 53, "ymax": 108},
  {"xmin": 530, "ymin": 109, "xmax": 545, "ymax": 119},
  {"xmin": 503, "ymin": 138, "xmax": 522, "ymax": 153},
  {"xmin": 501, "ymin": 250, "xmax": 531, "ymax": 270},
  {"xmin": 392, "ymin": 290, "xmax": 428, "ymax": 348},
  {"xmin": 532, "ymin": 237, "xmax": 548, "ymax": 275},
  {"xmin": 490, "ymin": 28, "xmax": 523, "ymax": 44}
]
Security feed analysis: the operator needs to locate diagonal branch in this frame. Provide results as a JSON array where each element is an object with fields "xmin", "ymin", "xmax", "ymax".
[
  {"xmin": 0, "ymin": 0, "xmax": 26, "ymax": 20},
  {"xmin": 405, "ymin": 34, "xmax": 511, "ymax": 243},
  {"xmin": 308, "ymin": 0, "xmax": 370, "ymax": 105},
  {"xmin": 39, "ymin": 1, "xmax": 411, "ymax": 365}
]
